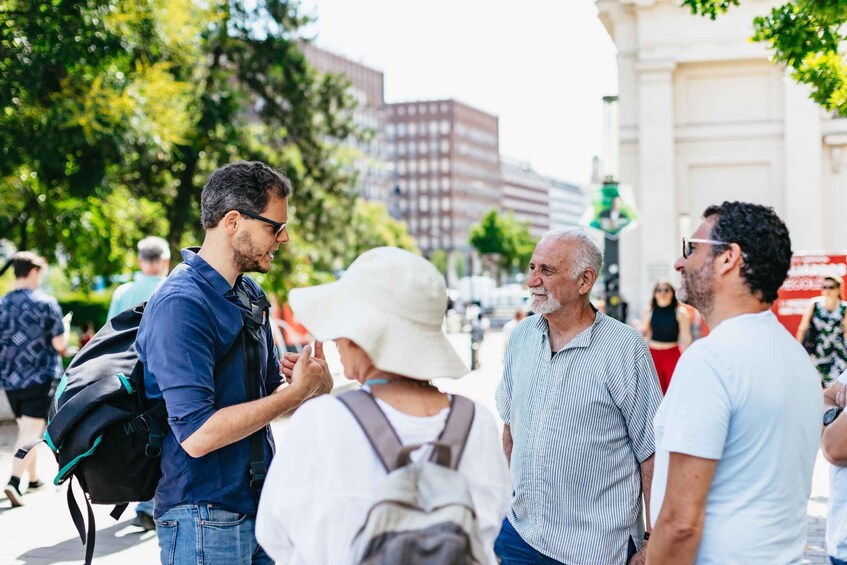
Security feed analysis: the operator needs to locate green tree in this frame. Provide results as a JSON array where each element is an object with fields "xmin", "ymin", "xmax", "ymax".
[
  {"xmin": 683, "ymin": 0, "xmax": 847, "ymax": 113},
  {"xmin": 468, "ymin": 209, "xmax": 536, "ymax": 279},
  {"xmin": 0, "ymin": 0, "xmax": 362, "ymax": 292}
]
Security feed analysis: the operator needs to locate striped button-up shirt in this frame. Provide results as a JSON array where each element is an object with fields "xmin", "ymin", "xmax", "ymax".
[{"xmin": 496, "ymin": 312, "xmax": 662, "ymax": 565}]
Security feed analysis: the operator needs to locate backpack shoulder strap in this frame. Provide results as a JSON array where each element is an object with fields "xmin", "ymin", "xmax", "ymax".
[
  {"xmin": 339, "ymin": 390, "xmax": 405, "ymax": 473},
  {"xmin": 436, "ymin": 395, "xmax": 476, "ymax": 470}
]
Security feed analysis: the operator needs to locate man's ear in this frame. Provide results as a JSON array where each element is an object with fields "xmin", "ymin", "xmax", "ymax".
[
  {"xmin": 579, "ymin": 269, "xmax": 597, "ymax": 295},
  {"xmin": 222, "ymin": 210, "xmax": 241, "ymax": 235},
  {"xmin": 716, "ymin": 243, "xmax": 744, "ymax": 276}
]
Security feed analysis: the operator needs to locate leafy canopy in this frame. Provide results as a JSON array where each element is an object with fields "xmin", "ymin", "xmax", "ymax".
[
  {"xmin": 469, "ymin": 209, "xmax": 536, "ymax": 277},
  {"xmin": 683, "ymin": 0, "xmax": 847, "ymax": 113},
  {"xmin": 0, "ymin": 0, "xmax": 413, "ymax": 297}
]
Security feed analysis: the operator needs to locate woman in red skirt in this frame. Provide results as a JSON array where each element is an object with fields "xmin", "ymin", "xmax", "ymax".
[{"xmin": 642, "ymin": 281, "xmax": 692, "ymax": 394}]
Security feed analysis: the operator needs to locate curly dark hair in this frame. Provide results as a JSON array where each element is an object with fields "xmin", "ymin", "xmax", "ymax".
[
  {"xmin": 703, "ymin": 201, "xmax": 791, "ymax": 304},
  {"xmin": 201, "ymin": 161, "xmax": 293, "ymax": 229}
]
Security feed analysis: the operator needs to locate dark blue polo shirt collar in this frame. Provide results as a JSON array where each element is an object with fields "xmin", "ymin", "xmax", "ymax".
[{"xmin": 181, "ymin": 247, "xmax": 244, "ymax": 297}]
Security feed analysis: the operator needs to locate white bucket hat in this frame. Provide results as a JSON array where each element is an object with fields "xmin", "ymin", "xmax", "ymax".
[{"xmin": 288, "ymin": 247, "xmax": 468, "ymax": 381}]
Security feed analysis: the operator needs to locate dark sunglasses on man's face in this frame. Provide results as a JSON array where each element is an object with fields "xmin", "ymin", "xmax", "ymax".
[
  {"xmin": 233, "ymin": 208, "xmax": 287, "ymax": 238},
  {"xmin": 823, "ymin": 285, "xmax": 839, "ymax": 290}
]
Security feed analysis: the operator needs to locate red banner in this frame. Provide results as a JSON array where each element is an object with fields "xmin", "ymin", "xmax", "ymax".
[{"xmin": 774, "ymin": 254, "xmax": 847, "ymax": 336}]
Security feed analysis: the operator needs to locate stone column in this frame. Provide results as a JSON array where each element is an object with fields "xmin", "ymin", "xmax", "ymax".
[
  {"xmin": 784, "ymin": 75, "xmax": 823, "ymax": 250},
  {"xmin": 636, "ymin": 60, "xmax": 677, "ymax": 294}
]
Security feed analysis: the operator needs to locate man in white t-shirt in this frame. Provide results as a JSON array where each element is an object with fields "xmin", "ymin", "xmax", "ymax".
[
  {"xmin": 648, "ymin": 201, "xmax": 821, "ymax": 564},
  {"xmin": 822, "ymin": 371, "xmax": 847, "ymax": 564}
]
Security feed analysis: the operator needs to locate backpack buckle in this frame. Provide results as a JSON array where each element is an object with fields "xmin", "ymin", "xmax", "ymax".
[{"xmin": 249, "ymin": 462, "xmax": 266, "ymax": 490}]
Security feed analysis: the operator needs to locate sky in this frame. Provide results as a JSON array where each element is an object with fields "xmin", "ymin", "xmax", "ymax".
[{"xmin": 299, "ymin": 0, "xmax": 619, "ymax": 184}]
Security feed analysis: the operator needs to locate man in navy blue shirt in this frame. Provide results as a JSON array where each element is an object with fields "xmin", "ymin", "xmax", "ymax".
[
  {"xmin": 0, "ymin": 252, "xmax": 69, "ymax": 507},
  {"xmin": 137, "ymin": 161, "xmax": 333, "ymax": 564}
]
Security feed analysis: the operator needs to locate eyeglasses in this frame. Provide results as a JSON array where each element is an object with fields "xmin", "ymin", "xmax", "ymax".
[
  {"xmin": 233, "ymin": 208, "xmax": 287, "ymax": 239},
  {"xmin": 682, "ymin": 238, "xmax": 732, "ymax": 259},
  {"xmin": 823, "ymin": 285, "xmax": 839, "ymax": 290},
  {"xmin": 656, "ymin": 288, "xmax": 672, "ymax": 293}
]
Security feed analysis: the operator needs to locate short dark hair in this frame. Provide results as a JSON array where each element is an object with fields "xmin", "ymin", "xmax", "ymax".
[
  {"xmin": 11, "ymin": 251, "xmax": 47, "ymax": 279},
  {"xmin": 201, "ymin": 161, "xmax": 294, "ymax": 229},
  {"xmin": 703, "ymin": 201, "xmax": 791, "ymax": 304}
]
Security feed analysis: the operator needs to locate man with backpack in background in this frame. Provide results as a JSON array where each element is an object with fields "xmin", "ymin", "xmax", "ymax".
[
  {"xmin": 137, "ymin": 161, "xmax": 333, "ymax": 564},
  {"xmin": 0, "ymin": 252, "xmax": 69, "ymax": 507},
  {"xmin": 106, "ymin": 235, "xmax": 171, "ymax": 531}
]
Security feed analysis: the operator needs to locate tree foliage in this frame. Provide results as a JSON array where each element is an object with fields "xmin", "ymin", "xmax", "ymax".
[
  {"xmin": 683, "ymin": 0, "xmax": 847, "ymax": 113},
  {"xmin": 468, "ymin": 209, "xmax": 536, "ymax": 277},
  {"xmin": 0, "ymin": 0, "xmax": 409, "ymax": 295}
]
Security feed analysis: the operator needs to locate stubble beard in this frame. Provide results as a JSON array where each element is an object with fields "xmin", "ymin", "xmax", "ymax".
[
  {"xmin": 233, "ymin": 231, "xmax": 270, "ymax": 274},
  {"xmin": 678, "ymin": 259, "xmax": 715, "ymax": 319}
]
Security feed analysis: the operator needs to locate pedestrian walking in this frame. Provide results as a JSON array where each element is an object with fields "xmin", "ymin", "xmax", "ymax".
[
  {"xmin": 822, "ymin": 370, "xmax": 847, "ymax": 565},
  {"xmin": 495, "ymin": 228, "xmax": 662, "ymax": 565},
  {"xmin": 0, "ymin": 252, "xmax": 69, "ymax": 507},
  {"xmin": 795, "ymin": 275, "xmax": 847, "ymax": 387},
  {"xmin": 256, "ymin": 247, "xmax": 511, "ymax": 564},
  {"xmin": 107, "ymin": 234, "xmax": 171, "ymax": 530},
  {"xmin": 136, "ymin": 161, "xmax": 333, "ymax": 564},
  {"xmin": 648, "ymin": 201, "xmax": 821, "ymax": 564},
  {"xmin": 642, "ymin": 280, "xmax": 692, "ymax": 394}
]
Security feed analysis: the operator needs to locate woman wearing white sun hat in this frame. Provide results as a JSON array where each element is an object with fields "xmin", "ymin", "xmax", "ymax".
[{"xmin": 255, "ymin": 247, "xmax": 511, "ymax": 564}]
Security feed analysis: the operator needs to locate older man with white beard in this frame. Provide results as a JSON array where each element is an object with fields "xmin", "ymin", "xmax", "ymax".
[{"xmin": 494, "ymin": 228, "xmax": 663, "ymax": 565}]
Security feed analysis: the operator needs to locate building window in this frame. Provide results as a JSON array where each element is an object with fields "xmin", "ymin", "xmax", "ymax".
[
  {"xmin": 440, "ymin": 121, "xmax": 450, "ymax": 135},
  {"xmin": 409, "ymin": 105, "xmax": 417, "ymax": 115},
  {"xmin": 409, "ymin": 122, "xmax": 417, "ymax": 136},
  {"xmin": 440, "ymin": 140, "xmax": 450, "ymax": 153},
  {"xmin": 397, "ymin": 123, "xmax": 407, "ymax": 137},
  {"xmin": 440, "ymin": 159, "xmax": 450, "ymax": 173}
]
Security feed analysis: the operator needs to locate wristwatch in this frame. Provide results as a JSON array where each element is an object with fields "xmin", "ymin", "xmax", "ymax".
[{"xmin": 824, "ymin": 406, "xmax": 844, "ymax": 426}]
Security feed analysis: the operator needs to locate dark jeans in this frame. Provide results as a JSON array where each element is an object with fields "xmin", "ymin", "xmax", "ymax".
[
  {"xmin": 494, "ymin": 518, "xmax": 637, "ymax": 564},
  {"xmin": 831, "ymin": 557, "xmax": 847, "ymax": 565}
]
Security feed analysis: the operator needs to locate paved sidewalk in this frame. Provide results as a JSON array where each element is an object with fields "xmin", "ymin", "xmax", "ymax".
[{"xmin": 0, "ymin": 332, "xmax": 834, "ymax": 563}]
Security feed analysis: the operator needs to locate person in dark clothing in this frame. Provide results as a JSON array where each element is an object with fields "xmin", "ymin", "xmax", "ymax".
[
  {"xmin": 642, "ymin": 280, "xmax": 692, "ymax": 394},
  {"xmin": 0, "ymin": 252, "xmax": 69, "ymax": 507}
]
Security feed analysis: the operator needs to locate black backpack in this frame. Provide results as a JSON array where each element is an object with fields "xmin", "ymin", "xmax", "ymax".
[{"xmin": 17, "ymin": 283, "xmax": 269, "ymax": 564}]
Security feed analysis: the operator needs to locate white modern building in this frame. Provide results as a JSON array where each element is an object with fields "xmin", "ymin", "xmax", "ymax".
[
  {"xmin": 597, "ymin": 0, "xmax": 847, "ymax": 307},
  {"xmin": 500, "ymin": 158, "xmax": 551, "ymax": 237},
  {"xmin": 549, "ymin": 178, "xmax": 587, "ymax": 231}
]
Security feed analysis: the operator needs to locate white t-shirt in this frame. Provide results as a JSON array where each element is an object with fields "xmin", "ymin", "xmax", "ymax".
[
  {"xmin": 256, "ymin": 394, "xmax": 512, "ymax": 565},
  {"xmin": 829, "ymin": 371, "xmax": 847, "ymax": 559},
  {"xmin": 651, "ymin": 310, "xmax": 821, "ymax": 564}
]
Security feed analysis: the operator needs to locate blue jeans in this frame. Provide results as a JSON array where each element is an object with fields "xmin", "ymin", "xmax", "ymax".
[
  {"xmin": 831, "ymin": 557, "xmax": 847, "ymax": 565},
  {"xmin": 494, "ymin": 518, "xmax": 637, "ymax": 564},
  {"xmin": 136, "ymin": 499, "xmax": 154, "ymax": 516},
  {"xmin": 154, "ymin": 504, "xmax": 272, "ymax": 565}
]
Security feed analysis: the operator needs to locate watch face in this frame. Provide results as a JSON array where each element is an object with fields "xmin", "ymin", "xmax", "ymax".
[{"xmin": 825, "ymin": 407, "xmax": 842, "ymax": 426}]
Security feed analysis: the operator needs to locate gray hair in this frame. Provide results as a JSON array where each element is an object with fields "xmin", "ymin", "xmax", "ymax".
[
  {"xmin": 137, "ymin": 236, "xmax": 171, "ymax": 262},
  {"xmin": 201, "ymin": 161, "xmax": 294, "ymax": 229},
  {"xmin": 540, "ymin": 228, "xmax": 604, "ymax": 278}
]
